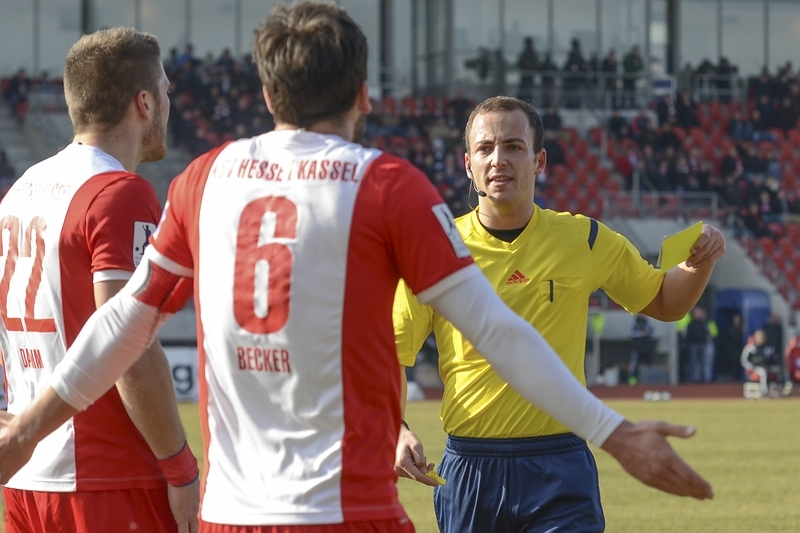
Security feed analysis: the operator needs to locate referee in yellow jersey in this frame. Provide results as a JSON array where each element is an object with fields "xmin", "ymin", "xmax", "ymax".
[{"xmin": 393, "ymin": 96, "xmax": 726, "ymax": 533}]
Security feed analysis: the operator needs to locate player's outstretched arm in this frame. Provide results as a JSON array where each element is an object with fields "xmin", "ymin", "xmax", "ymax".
[
  {"xmin": 422, "ymin": 267, "xmax": 714, "ymax": 499},
  {"xmin": 0, "ymin": 386, "xmax": 78, "ymax": 484},
  {"xmin": 97, "ymin": 280, "xmax": 200, "ymax": 532},
  {"xmin": 0, "ymin": 256, "xmax": 189, "ymax": 483},
  {"xmin": 600, "ymin": 420, "xmax": 713, "ymax": 500},
  {"xmin": 116, "ymin": 341, "xmax": 200, "ymax": 532}
]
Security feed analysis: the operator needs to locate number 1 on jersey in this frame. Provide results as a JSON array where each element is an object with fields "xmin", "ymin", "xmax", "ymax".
[{"xmin": 233, "ymin": 197, "xmax": 297, "ymax": 334}]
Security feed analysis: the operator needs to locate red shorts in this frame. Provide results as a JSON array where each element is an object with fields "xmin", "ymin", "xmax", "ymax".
[
  {"xmin": 3, "ymin": 486, "xmax": 176, "ymax": 533},
  {"xmin": 199, "ymin": 517, "xmax": 415, "ymax": 533}
]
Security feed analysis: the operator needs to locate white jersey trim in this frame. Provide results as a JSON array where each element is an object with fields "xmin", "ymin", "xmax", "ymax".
[
  {"xmin": 146, "ymin": 246, "xmax": 194, "ymax": 277},
  {"xmin": 415, "ymin": 264, "xmax": 482, "ymax": 304},
  {"xmin": 93, "ymin": 269, "xmax": 133, "ymax": 283}
]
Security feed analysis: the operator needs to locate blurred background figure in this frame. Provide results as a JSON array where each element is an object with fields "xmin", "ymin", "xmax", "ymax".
[{"xmin": 628, "ymin": 314, "xmax": 655, "ymax": 385}]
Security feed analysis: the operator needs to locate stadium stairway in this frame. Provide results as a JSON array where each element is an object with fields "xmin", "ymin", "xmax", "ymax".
[{"xmin": 17, "ymin": 109, "xmax": 190, "ymax": 205}]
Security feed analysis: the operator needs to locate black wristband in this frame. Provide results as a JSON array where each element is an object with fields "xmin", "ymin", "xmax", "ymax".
[{"xmin": 401, "ymin": 419, "xmax": 410, "ymax": 430}]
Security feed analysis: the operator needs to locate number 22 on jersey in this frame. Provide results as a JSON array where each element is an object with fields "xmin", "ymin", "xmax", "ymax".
[{"xmin": 0, "ymin": 215, "xmax": 56, "ymax": 333}]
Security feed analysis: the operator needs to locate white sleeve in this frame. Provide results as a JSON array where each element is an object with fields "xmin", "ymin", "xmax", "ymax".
[
  {"xmin": 421, "ymin": 265, "xmax": 624, "ymax": 446},
  {"xmin": 49, "ymin": 262, "xmax": 170, "ymax": 411}
]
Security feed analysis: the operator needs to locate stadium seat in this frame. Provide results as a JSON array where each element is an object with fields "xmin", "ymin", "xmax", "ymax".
[
  {"xmin": 585, "ymin": 152, "xmax": 599, "ymax": 171},
  {"xmin": 595, "ymin": 166, "xmax": 610, "ymax": 186},
  {"xmin": 589, "ymin": 126, "xmax": 602, "ymax": 146},
  {"xmin": 758, "ymin": 237, "xmax": 775, "ymax": 257}
]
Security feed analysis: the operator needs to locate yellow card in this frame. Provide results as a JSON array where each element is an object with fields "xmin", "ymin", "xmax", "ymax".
[
  {"xmin": 424, "ymin": 469, "xmax": 447, "ymax": 485},
  {"xmin": 657, "ymin": 221, "xmax": 703, "ymax": 271}
]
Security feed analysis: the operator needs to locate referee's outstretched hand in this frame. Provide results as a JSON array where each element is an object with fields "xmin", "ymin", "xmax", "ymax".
[
  {"xmin": 395, "ymin": 425, "xmax": 439, "ymax": 487},
  {"xmin": 600, "ymin": 419, "xmax": 714, "ymax": 500}
]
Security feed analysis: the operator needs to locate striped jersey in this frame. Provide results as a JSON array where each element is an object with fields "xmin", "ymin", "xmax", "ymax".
[
  {"xmin": 0, "ymin": 143, "xmax": 163, "ymax": 491},
  {"xmin": 146, "ymin": 130, "xmax": 473, "ymax": 525}
]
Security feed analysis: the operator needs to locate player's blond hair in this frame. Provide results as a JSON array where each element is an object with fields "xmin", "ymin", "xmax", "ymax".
[
  {"xmin": 64, "ymin": 27, "xmax": 162, "ymax": 133},
  {"xmin": 253, "ymin": 1, "xmax": 367, "ymax": 128}
]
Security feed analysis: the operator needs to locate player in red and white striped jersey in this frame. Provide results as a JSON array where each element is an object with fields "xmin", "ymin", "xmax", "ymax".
[
  {"xmin": 0, "ymin": 28, "xmax": 198, "ymax": 533},
  {"xmin": 0, "ymin": 3, "xmax": 710, "ymax": 532}
]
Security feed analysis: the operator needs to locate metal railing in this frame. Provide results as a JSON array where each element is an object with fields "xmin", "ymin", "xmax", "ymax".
[{"xmin": 601, "ymin": 191, "xmax": 721, "ymax": 221}]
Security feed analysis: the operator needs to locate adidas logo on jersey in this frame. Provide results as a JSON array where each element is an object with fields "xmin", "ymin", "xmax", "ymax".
[{"xmin": 505, "ymin": 270, "xmax": 530, "ymax": 285}]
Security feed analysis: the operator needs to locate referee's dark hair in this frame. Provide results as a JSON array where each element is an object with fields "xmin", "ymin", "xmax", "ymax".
[{"xmin": 464, "ymin": 96, "xmax": 544, "ymax": 154}]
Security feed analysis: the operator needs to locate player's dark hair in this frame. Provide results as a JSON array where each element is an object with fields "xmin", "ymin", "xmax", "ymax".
[
  {"xmin": 64, "ymin": 27, "xmax": 162, "ymax": 134},
  {"xmin": 464, "ymin": 96, "xmax": 544, "ymax": 154},
  {"xmin": 253, "ymin": 1, "xmax": 367, "ymax": 128}
]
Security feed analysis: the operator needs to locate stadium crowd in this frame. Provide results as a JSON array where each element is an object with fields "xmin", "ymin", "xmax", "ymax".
[
  {"xmin": 608, "ymin": 76, "xmax": 800, "ymax": 239},
  {"xmin": 5, "ymin": 47, "xmax": 800, "ymax": 232}
]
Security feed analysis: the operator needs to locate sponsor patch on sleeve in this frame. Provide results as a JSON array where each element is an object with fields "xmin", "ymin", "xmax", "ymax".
[
  {"xmin": 431, "ymin": 203, "xmax": 470, "ymax": 259},
  {"xmin": 133, "ymin": 221, "xmax": 156, "ymax": 267}
]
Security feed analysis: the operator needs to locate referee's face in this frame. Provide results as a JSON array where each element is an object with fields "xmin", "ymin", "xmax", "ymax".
[{"xmin": 465, "ymin": 110, "xmax": 545, "ymax": 211}]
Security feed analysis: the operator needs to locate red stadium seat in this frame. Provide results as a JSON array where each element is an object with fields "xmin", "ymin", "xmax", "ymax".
[
  {"xmin": 585, "ymin": 152, "xmax": 599, "ymax": 171},
  {"xmin": 595, "ymin": 166, "xmax": 610, "ymax": 186}
]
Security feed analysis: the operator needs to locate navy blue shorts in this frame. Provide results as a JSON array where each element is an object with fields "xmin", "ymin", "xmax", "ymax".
[{"xmin": 433, "ymin": 433, "xmax": 604, "ymax": 533}]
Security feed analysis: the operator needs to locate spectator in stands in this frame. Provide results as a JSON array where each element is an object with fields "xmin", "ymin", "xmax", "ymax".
[
  {"xmin": 541, "ymin": 105, "xmax": 563, "ymax": 132},
  {"xmin": 601, "ymin": 49, "xmax": 619, "ymax": 104},
  {"xmin": 639, "ymin": 144, "xmax": 658, "ymax": 187},
  {"xmin": 741, "ymin": 329, "xmax": 784, "ymax": 397},
  {"xmin": 542, "ymin": 130, "xmax": 565, "ymax": 166},
  {"xmin": 764, "ymin": 313, "xmax": 784, "ymax": 357},
  {"xmin": 675, "ymin": 91, "xmax": 698, "ymax": 129},
  {"xmin": 751, "ymin": 105, "xmax": 776, "ymax": 143},
  {"xmin": 717, "ymin": 313, "xmax": 744, "ymax": 381},
  {"xmin": 174, "ymin": 43, "xmax": 198, "ymax": 69},
  {"xmin": 629, "ymin": 108, "xmax": 651, "ymax": 142},
  {"xmin": 673, "ymin": 154, "xmax": 692, "ymax": 191},
  {"xmin": 6, "ymin": 69, "xmax": 30, "ymax": 124},
  {"xmin": 741, "ymin": 144, "xmax": 765, "ymax": 177},
  {"xmin": 776, "ymin": 97, "xmax": 798, "ymax": 131},
  {"xmin": 656, "ymin": 94, "xmax": 676, "ymax": 126},
  {"xmin": 622, "ymin": 45, "xmax": 643, "ymax": 107},
  {"xmin": 562, "ymin": 38, "xmax": 587, "ymax": 108},
  {"xmin": 761, "ymin": 145, "xmax": 783, "ymax": 182},
  {"xmin": 515, "ymin": 37, "xmax": 538, "ymax": 103},
  {"xmin": 758, "ymin": 190, "xmax": 781, "ymax": 224},
  {"xmin": 728, "ymin": 111, "xmax": 753, "ymax": 143},
  {"xmin": 217, "ymin": 48, "xmax": 235, "ymax": 72},
  {"xmin": 752, "ymin": 69, "xmax": 772, "ymax": 101},
  {"xmin": 607, "ymin": 108, "xmax": 629, "ymax": 140},
  {"xmin": 638, "ymin": 121, "xmax": 659, "ymax": 150},
  {"xmin": 653, "ymin": 159, "xmax": 672, "ymax": 191},
  {"xmin": 685, "ymin": 307, "xmax": 712, "ymax": 383},
  {"xmin": 539, "ymin": 53, "xmax": 557, "ymax": 104},
  {"xmin": 628, "ymin": 314, "xmax": 655, "ymax": 385},
  {"xmin": 742, "ymin": 202, "xmax": 772, "ymax": 238},
  {"xmin": 715, "ymin": 57, "xmax": 735, "ymax": 102},
  {"xmin": 656, "ymin": 122, "xmax": 681, "ymax": 153},
  {"xmin": 0, "ymin": 148, "xmax": 15, "ymax": 180},
  {"xmin": 719, "ymin": 144, "xmax": 743, "ymax": 181}
]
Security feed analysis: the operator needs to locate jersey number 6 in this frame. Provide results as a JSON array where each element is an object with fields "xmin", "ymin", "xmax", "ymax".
[
  {"xmin": 0, "ymin": 215, "xmax": 56, "ymax": 333},
  {"xmin": 233, "ymin": 196, "xmax": 297, "ymax": 334}
]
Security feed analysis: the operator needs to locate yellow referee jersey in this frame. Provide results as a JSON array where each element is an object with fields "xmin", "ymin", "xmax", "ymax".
[{"xmin": 393, "ymin": 206, "xmax": 665, "ymax": 438}]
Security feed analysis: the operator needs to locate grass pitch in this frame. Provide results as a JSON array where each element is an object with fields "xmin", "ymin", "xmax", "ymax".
[
  {"xmin": 399, "ymin": 398, "xmax": 800, "ymax": 533},
  {"xmin": 2, "ymin": 399, "xmax": 797, "ymax": 532}
]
